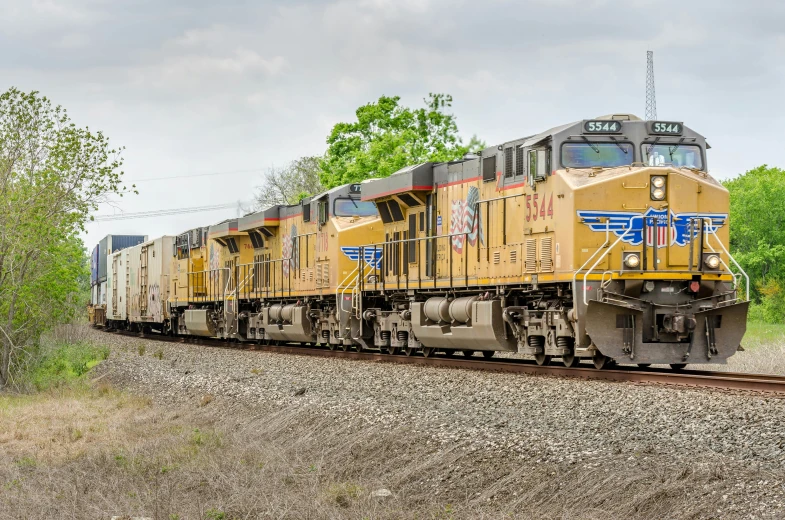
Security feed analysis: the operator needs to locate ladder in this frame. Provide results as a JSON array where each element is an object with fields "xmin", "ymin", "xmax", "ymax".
[
  {"xmin": 112, "ymin": 257, "xmax": 118, "ymax": 315},
  {"xmin": 140, "ymin": 246, "xmax": 148, "ymax": 317}
]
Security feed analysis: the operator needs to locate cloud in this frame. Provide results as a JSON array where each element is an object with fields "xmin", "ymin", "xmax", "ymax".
[{"xmin": 0, "ymin": 0, "xmax": 781, "ymax": 249}]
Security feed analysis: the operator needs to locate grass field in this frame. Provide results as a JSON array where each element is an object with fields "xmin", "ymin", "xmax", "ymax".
[
  {"xmin": 0, "ymin": 323, "xmax": 783, "ymax": 518},
  {"xmin": 712, "ymin": 320, "xmax": 785, "ymax": 374}
]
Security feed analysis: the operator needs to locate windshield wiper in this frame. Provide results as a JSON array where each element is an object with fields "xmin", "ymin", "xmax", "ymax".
[
  {"xmin": 581, "ymin": 136, "xmax": 600, "ymax": 154},
  {"xmin": 646, "ymin": 137, "xmax": 660, "ymax": 158},
  {"xmin": 350, "ymin": 197, "xmax": 359, "ymax": 208},
  {"xmin": 609, "ymin": 136, "xmax": 628, "ymax": 154},
  {"xmin": 668, "ymin": 137, "xmax": 685, "ymax": 160}
]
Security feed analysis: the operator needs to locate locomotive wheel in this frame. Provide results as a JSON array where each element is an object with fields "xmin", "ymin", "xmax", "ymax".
[
  {"xmin": 422, "ymin": 347, "xmax": 435, "ymax": 358},
  {"xmin": 327, "ymin": 343, "xmax": 337, "ymax": 351},
  {"xmin": 340, "ymin": 343, "xmax": 350, "ymax": 352},
  {"xmin": 670, "ymin": 363, "xmax": 687, "ymax": 370},
  {"xmin": 355, "ymin": 343, "xmax": 365, "ymax": 353},
  {"xmin": 462, "ymin": 350, "xmax": 475, "ymax": 357},
  {"xmin": 562, "ymin": 353, "xmax": 580, "ymax": 368},
  {"xmin": 443, "ymin": 349, "xmax": 455, "ymax": 357},
  {"xmin": 637, "ymin": 363, "xmax": 651, "ymax": 369},
  {"xmin": 387, "ymin": 347, "xmax": 400, "ymax": 355},
  {"xmin": 592, "ymin": 352, "xmax": 611, "ymax": 370},
  {"xmin": 534, "ymin": 353, "xmax": 552, "ymax": 366},
  {"xmin": 482, "ymin": 351, "xmax": 495, "ymax": 359},
  {"xmin": 404, "ymin": 347, "xmax": 416, "ymax": 357}
]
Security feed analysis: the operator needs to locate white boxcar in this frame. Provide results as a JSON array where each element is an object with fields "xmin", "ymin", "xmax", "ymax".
[
  {"xmin": 128, "ymin": 236, "xmax": 174, "ymax": 326},
  {"xmin": 106, "ymin": 249, "xmax": 131, "ymax": 324}
]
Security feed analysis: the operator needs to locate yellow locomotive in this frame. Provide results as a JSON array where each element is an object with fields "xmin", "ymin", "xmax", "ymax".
[{"xmin": 103, "ymin": 114, "xmax": 748, "ymax": 369}]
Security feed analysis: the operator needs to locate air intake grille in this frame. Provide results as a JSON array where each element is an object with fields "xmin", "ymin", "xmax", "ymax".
[
  {"xmin": 540, "ymin": 237, "xmax": 553, "ymax": 272},
  {"xmin": 525, "ymin": 239, "xmax": 537, "ymax": 273},
  {"xmin": 516, "ymin": 145, "xmax": 524, "ymax": 176},
  {"xmin": 510, "ymin": 249, "xmax": 517, "ymax": 264}
]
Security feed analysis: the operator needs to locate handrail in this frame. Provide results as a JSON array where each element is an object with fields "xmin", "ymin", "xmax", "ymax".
[
  {"xmin": 583, "ymin": 226, "xmax": 633, "ymax": 305},
  {"xmin": 572, "ymin": 221, "xmax": 612, "ymax": 300},
  {"xmin": 704, "ymin": 225, "xmax": 750, "ymax": 301}
]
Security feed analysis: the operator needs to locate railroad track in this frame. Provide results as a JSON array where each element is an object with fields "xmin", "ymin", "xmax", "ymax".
[{"xmin": 111, "ymin": 330, "xmax": 785, "ymax": 395}]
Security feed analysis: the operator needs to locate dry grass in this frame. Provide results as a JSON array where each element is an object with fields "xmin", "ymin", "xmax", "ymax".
[{"xmin": 0, "ymin": 382, "xmax": 781, "ymax": 519}]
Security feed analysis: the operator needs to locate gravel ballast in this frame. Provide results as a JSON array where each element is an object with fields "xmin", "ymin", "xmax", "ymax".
[{"xmin": 91, "ymin": 329, "xmax": 785, "ymax": 518}]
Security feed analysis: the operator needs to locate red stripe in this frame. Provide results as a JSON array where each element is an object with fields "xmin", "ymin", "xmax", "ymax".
[
  {"xmin": 278, "ymin": 213, "xmax": 303, "ymax": 221},
  {"xmin": 440, "ymin": 175, "xmax": 481, "ymax": 189},
  {"xmin": 361, "ymin": 185, "xmax": 433, "ymax": 200}
]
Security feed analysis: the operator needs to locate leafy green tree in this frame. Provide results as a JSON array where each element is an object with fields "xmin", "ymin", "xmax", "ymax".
[
  {"xmin": 723, "ymin": 165, "xmax": 785, "ymax": 321},
  {"xmin": 254, "ymin": 156, "xmax": 324, "ymax": 210},
  {"xmin": 0, "ymin": 88, "xmax": 129, "ymax": 387},
  {"xmin": 320, "ymin": 94, "xmax": 485, "ymax": 189}
]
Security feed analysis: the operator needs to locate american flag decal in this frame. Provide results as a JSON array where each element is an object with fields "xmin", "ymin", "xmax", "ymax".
[
  {"xmin": 450, "ymin": 186, "xmax": 484, "ymax": 253},
  {"xmin": 281, "ymin": 224, "xmax": 297, "ymax": 276}
]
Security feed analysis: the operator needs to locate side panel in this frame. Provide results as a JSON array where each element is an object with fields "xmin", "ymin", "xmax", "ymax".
[{"xmin": 127, "ymin": 243, "xmax": 142, "ymax": 322}]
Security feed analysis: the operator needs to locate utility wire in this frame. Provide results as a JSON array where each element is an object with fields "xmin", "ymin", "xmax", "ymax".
[
  {"xmin": 92, "ymin": 201, "xmax": 251, "ymax": 222},
  {"xmin": 128, "ymin": 168, "xmax": 265, "ymax": 183}
]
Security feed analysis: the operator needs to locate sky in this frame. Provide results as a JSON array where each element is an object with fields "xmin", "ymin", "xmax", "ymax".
[{"xmin": 2, "ymin": 0, "xmax": 784, "ymax": 249}]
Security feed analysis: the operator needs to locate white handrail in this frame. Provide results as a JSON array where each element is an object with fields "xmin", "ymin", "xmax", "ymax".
[
  {"xmin": 572, "ymin": 222, "xmax": 613, "ymax": 300},
  {"xmin": 583, "ymin": 226, "xmax": 633, "ymax": 305},
  {"xmin": 704, "ymin": 225, "xmax": 750, "ymax": 301}
]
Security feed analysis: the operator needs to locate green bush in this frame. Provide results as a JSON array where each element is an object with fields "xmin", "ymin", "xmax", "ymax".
[
  {"xmin": 25, "ymin": 342, "xmax": 109, "ymax": 391},
  {"xmin": 758, "ymin": 279, "xmax": 785, "ymax": 323}
]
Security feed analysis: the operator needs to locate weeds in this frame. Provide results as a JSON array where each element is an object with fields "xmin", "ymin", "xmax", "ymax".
[
  {"xmin": 15, "ymin": 456, "xmax": 36, "ymax": 468},
  {"xmin": 154, "ymin": 348, "xmax": 164, "ymax": 360},
  {"xmin": 205, "ymin": 509, "xmax": 226, "ymax": 520},
  {"xmin": 138, "ymin": 344, "xmax": 146, "ymax": 356},
  {"xmin": 23, "ymin": 342, "xmax": 108, "ymax": 391}
]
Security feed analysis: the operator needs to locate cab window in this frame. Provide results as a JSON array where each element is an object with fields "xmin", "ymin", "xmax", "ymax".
[{"xmin": 333, "ymin": 198, "xmax": 379, "ymax": 217}]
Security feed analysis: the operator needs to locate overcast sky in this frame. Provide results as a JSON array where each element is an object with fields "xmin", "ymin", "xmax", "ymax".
[{"xmin": 3, "ymin": 0, "xmax": 783, "ymax": 249}]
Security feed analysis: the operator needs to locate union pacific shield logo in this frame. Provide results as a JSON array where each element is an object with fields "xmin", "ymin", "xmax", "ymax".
[
  {"xmin": 577, "ymin": 207, "xmax": 727, "ymax": 248},
  {"xmin": 341, "ymin": 246, "xmax": 383, "ymax": 269}
]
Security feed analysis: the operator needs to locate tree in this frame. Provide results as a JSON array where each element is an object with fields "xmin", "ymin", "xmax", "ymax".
[
  {"xmin": 723, "ymin": 165, "xmax": 785, "ymax": 321},
  {"xmin": 254, "ymin": 156, "xmax": 324, "ymax": 210},
  {"xmin": 320, "ymin": 93, "xmax": 485, "ymax": 189},
  {"xmin": 0, "ymin": 88, "xmax": 129, "ymax": 387}
]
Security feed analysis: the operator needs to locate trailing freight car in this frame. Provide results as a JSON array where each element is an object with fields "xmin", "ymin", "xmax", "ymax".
[
  {"xmin": 89, "ymin": 234, "xmax": 146, "ymax": 326},
  {"xmin": 105, "ymin": 236, "xmax": 174, "ymax": 332}
]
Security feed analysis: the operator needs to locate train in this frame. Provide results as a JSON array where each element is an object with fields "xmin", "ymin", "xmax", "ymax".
[{"xmin": 90, "ymin": 114, "xmax": 749, "ymax": 370}]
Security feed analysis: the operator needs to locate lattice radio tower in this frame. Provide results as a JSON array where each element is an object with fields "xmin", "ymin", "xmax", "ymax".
[{"xmin": 645, "ymin": 50, "xmax": 657, "ymax": 121}]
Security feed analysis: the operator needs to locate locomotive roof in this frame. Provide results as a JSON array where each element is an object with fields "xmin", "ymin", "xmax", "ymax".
[{"xmin": 361, "ymin": 113, "xmax": 707, "ymax": 200}]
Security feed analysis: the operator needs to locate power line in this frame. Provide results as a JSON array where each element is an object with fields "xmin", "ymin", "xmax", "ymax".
[
  {"xmin": 92, "ymin": 201, "xmax": 251, "ymax": 222},
  {"xmin": 127, "ymin": 167, "xmax": 266, "ymax": 183}
]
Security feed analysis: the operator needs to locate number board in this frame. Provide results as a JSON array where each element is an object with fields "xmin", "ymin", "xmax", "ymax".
[
  {"xmin": 583, "ymin": 120, "xmax": 623, "ymax": 134},
  {"xmin": 648, "ymin": 121, "xmax": 683, "ymax": 135}
]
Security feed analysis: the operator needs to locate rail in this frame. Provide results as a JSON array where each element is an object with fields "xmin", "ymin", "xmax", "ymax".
[
  {"xmin": 574, "ymin": 216, "xmax": 749, "ymax": 306},
  {"xmin": 107, "ymin": 329, "xmax": 785, "ymax": 395}
]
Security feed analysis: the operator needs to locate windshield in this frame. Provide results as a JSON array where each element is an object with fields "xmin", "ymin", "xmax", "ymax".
[
  {"xmin": 333, "ymin": 198, "xmax": 379, "ymax": 217},
  {"xmin": 561, "ymin": 142, "xmax": 633, "ymax": 168},
  {"xmin": 642, "ymin": 144, "xmax": 703, "ymax": 169}
]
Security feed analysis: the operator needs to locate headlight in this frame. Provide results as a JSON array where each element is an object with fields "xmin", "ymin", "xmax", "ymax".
[
  {"xmin": 624, "ymin": 252, "xmax": 641, "ymax": 269},
  {"xmin": 704, "ymin": 254, "xmax": 720, "ymax": 270},
  {"xmin": 651, "ymin": 188, "xmax": 666, "ymax": 200},
  {"xmin": 651, "ymin": 176, "xmax": 666, "ymax": 188}
]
